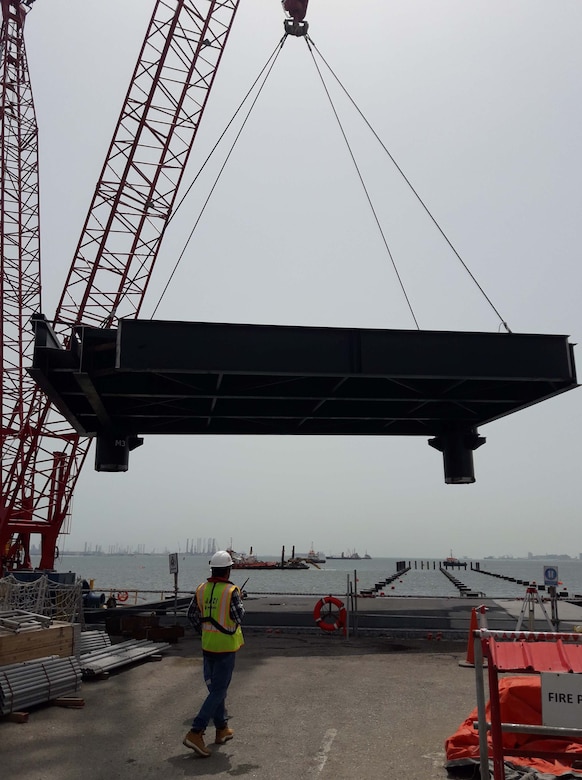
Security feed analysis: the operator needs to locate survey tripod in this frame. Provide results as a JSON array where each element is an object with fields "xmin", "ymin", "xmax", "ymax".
[{"xmin": 515, "ymin": 584, "xmax": 559, "ymax": 632}]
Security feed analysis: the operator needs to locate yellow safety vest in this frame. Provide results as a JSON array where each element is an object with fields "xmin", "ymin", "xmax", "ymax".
[{"xmin": 196, "ymin": 580, "xmax": 244, "ymax": 653}]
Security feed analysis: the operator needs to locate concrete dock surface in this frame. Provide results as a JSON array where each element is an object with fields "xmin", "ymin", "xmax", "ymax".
[
  {"xmin": 4, "ymin": 596, "xmax": 582, "ymax": 779},
  {"xmin": 2, "ymin": 631, "xmax": 476, "ymax": 780}
]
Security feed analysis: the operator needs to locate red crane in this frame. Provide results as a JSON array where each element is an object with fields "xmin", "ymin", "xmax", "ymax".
[{"xmin": 0, "ymin": 0, "xmax": 242, "ymax": 574}]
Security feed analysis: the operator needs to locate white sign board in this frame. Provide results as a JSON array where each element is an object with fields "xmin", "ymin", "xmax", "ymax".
[
  {"xmin": 544, "ymin": 566, "xmax": 559, "ymax": 587},
  {"xmin": 169, "ymin": 552, "xmax": 179, "ymax": 574},
  {"xmin": 541, "ymin": 672, "xmax": 582, "ymax": 727}
]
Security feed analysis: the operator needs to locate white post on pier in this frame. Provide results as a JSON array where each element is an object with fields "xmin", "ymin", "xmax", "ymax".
[{"xmin": 169, "ymin": 552, "xmax": 179, "ymax": 616}]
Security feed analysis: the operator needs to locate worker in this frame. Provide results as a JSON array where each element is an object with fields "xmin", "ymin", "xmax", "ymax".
[
  {"xmin": 182, "ymin": 550, "xmax": 245, "ymax": 758},
  {"xmin": 282, "ymin": 0, "xmax": 309, "ymax": 34}
]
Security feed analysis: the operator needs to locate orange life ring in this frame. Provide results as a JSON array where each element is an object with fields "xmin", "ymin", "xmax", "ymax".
[
  {"xmin": 313, "ymin": 595, "xmax": 346, "ymax": 633},
  {"xmin": 117, "ymin": 591, "xmax": 129, "ymax": 603}
]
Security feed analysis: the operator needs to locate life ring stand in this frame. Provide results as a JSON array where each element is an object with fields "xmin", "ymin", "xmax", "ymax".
[
  {"xmin": 117, "ymin": 591, "xmax": 129, "ymax": 603},
  {"xmin": 313, "ymin": 595, "xmax": 347, "ymax": 634}
]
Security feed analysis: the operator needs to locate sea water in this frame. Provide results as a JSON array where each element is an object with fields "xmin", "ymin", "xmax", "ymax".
[{"xmin": 39, "ymin": 554, "xmax": 582, "ymax": 600}]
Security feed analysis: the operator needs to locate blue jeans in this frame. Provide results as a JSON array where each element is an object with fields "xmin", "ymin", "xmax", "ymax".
[{"xmin": 192, "ymin": 651, "xmax": 236, "ymax": 731}]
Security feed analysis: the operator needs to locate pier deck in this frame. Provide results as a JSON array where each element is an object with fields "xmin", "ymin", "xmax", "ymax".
[
  {"xmin": 2, "ymin": 631, "xmax": 474, "ymax": 779},
  {"xmin": 5, "ymin": 598, "xmax": 582, "ymax": 779}
]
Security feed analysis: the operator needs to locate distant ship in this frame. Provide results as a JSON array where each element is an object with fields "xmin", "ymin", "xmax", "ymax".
[
  {"xmin": 442, "ymin": 550, "xmax": 466, "ymax": 569},
  {"xmin": 327, "ymin": 549, "xmax": 371, "ymax": 560},
  {"xmin": 227, "ymin": 546, "xmax": 310, "ymax": 570},
  {"xmin": 296, "ymin": 544, "xmax": 326, "ymax": 564}
]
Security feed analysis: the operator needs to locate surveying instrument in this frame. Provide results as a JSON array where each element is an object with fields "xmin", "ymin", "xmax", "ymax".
[{"xmin": 515, "ymin": 583, "xmax": 559, "ymax": 632}]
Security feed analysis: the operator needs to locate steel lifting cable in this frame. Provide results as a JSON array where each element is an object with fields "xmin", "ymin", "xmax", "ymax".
[
  {"xmin": 149, "ymin": 35, "xmax": 289, "ymax": 318},
  {"xmin": 304, "ymin": 35, "xmax": 420, "ymax": 330},
  {"xmin": 305, "ymin": 36, "xmax": 512, "ymax": 335}
]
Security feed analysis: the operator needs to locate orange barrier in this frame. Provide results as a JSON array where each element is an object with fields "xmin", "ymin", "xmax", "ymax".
[{"xmin": 459, "ymin": 607, "xmax": 479, "ymax": 667}]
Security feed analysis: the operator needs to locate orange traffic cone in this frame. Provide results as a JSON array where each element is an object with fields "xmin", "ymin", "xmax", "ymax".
[{"xmin": 458, "ymin": 607, "xmax": 479, "ymax": 667}]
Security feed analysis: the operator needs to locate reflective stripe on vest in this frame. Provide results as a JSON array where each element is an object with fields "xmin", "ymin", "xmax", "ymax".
[{"xmin": 196, "ymin": 581, "xmax": 244, "ymax": 653}]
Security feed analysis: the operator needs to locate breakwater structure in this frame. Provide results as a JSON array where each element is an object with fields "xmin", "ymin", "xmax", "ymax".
[
  {"xmin": 440, "ymin": 566, "xmax": 484, "ymax": 598},
  {"xmin": 359, "ymin": 564, "xmax": 412, "ymax": 597},
  {"xmin": 473, "ymin": 564, "xmax": 572, "ymax": 596},
  {"xmin": 356, "ymin": 559, "xmax": 481, "ymax": 598}
]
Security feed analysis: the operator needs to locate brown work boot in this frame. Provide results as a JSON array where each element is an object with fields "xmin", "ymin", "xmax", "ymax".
[
  {"xmin": 183, "ymin": 729, "xmax": 211, "ymax": 757},
  {"xmin": 215, "ymin": 726, "xmax": 234, "ymax": 744}
]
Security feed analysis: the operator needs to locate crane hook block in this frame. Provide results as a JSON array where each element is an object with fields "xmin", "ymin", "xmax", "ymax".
[
  {"xmin": 284, "ymin": 18, "xmax": 309, "ymax": 36},
  {"xmin": 282, "ymin": 0, "xmax": 309, "ymax": 36}
]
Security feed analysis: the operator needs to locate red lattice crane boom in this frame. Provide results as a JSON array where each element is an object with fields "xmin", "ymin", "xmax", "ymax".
[{"xmin": 0, "ymin": 0, "xmax": 241, "ymax": 574}]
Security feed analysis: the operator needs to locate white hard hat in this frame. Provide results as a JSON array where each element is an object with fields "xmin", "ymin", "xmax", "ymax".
[{"xmin": 209, "ymin": 550, "xmax": 233, "ymax": 568}]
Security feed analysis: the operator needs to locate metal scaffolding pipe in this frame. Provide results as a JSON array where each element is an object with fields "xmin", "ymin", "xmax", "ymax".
[{"xmin": 0, "ymin": 655, "xmax": 81, "ymax": 714}]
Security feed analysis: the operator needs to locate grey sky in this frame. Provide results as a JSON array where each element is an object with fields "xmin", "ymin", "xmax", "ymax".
[{"xmin": 25, "ymin": 0, "xmax": 582, "ymax": 557}]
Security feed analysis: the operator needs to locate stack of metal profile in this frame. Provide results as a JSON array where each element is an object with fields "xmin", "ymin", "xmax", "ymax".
[
  {"xmin": 79, "ymin": 638, "xmax": 171, "ymax": 678},
  {"xmin": 0, "ymin": 630, "xmax": 170, "ymax": 713},
  {"xmin": 0, "ymin": 655, "xmax": 82, "ymax": 715},
  {"xmin": 0, "ymin": 610, "xmax": 52, "ymax": 632},
  {"xmin": 78, "ymin": 629, "xmax": 112, "ymax": 655}
]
